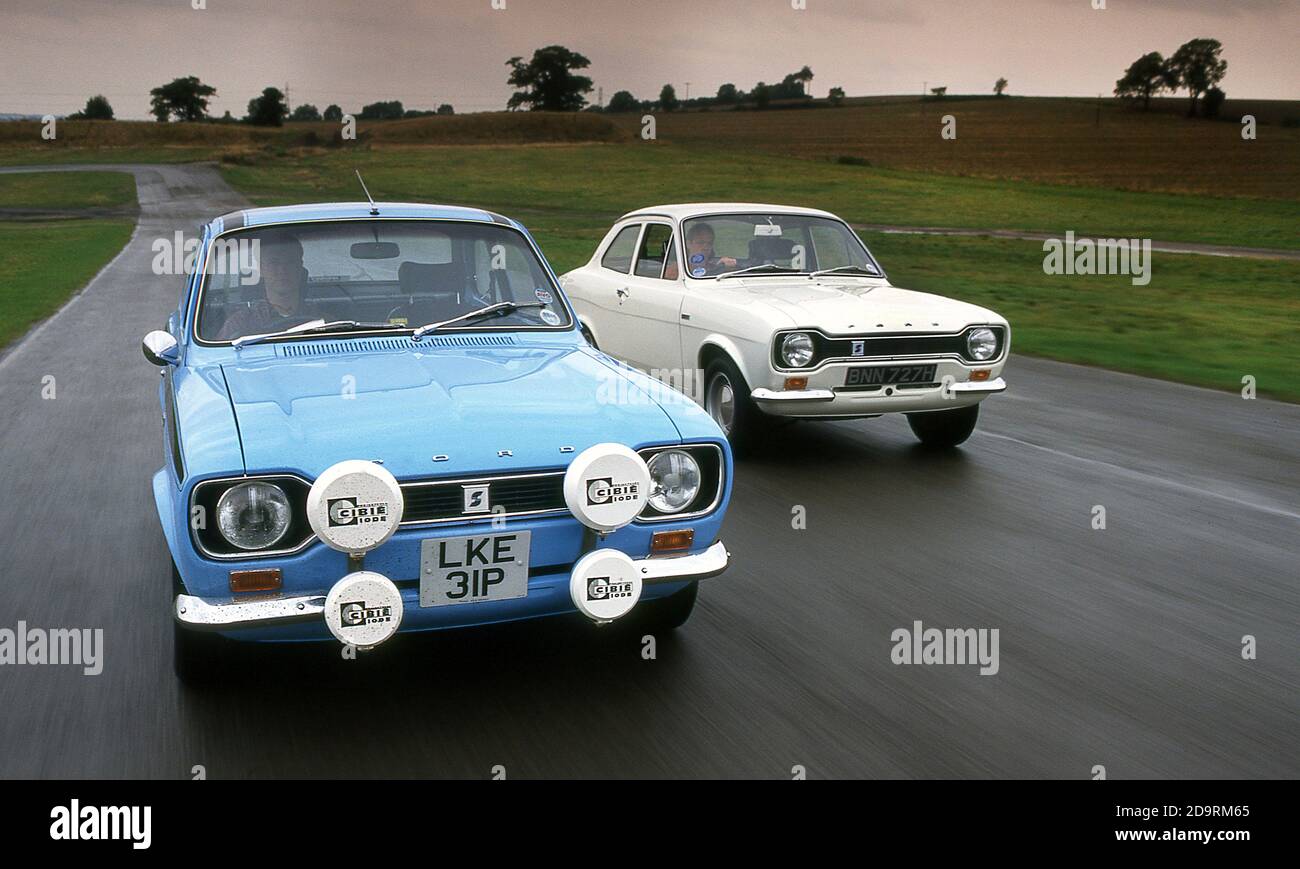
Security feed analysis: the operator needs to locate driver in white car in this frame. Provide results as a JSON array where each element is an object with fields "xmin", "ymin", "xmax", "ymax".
[{"xmin": 666, "ymin": 222, "xmax": 739, "ymax": 279}]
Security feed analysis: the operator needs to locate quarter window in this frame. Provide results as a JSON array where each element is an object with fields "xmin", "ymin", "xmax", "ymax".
[{"xmin": 601, "ymin": 224, "xmax": 641, "ymax": 273}]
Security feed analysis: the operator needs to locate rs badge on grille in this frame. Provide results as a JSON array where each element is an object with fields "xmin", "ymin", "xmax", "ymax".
[{"xmin": 462, "ymin": 484, "xmax": 491, "ymax": 514}]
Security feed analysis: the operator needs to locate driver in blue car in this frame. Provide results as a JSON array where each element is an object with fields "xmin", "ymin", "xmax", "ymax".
[{"xmin": 217, "ymin": 235, "xmax": 324, "ymax": 340}]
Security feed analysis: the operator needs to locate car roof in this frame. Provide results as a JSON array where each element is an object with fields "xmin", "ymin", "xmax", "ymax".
[
  {"xmin": 208, "ymin": 202, "xmax": 519, "ymax": 233},
  {"xmin": 618, "ymin": 202, "xmax": 841, "ymax": 222}
]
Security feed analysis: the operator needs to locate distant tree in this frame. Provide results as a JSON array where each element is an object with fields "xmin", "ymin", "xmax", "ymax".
[
  {"xmin": 828, "ymin": 86, "xmax": 846, "ymax": 107},
  {"xmin": 1166, "ymin": 38, "xmax": 1227, "ymax": 117},
  {"xmin": 607, "ymin": 90, "xmax": 639, "ymax": 112},
  {"xmin": 436, "ymin": 104, "xmax": 455, "ymax": 115},
  {"xmin": 659, "ymin": 84, "xmax": 679, "ymax": 112},
  {"xmin": 246, "ymin": 87, "xmax": 289, "ymax": 126},
  {"xmin": 1201, "ymin": 86, "xmax": 1226, "ymax": 119},
  {"xmin": 505, "ymin": 45, "xmax": 594, "ymax": 111},
  {"xmin": 217, "ymin": 110, "xmax": 236, "ymax": 124},
  {"xmin": 289, "ymin": 103, "xmax": 321, "ymax": 122},
  {"xmin": 793, "ymin": 65, "xmax": 814, "ymax": 91},
  {"xmin": 323, "ymin": 104, "xmax": 343, "ymax": 122},
  {"xmin": 929, "ymin": 86, "xmax": 947, "ymax": 98},
  {"xmin": 1114, "ymin": 52, "xmax": 1173, "ymax": 111},
  {"xmin": 78, "ymin": 95, "xmax": 115, "ymax": 120},
  {"xmin": 149, "ymin": 75, "xmax": 217, "ymax": 122},
  {"xmin": 359, "ymin": 100, "xmax": 405, "ymax": 120},
  {"xmin": 715, "ymin": 83, "xmax": 739, "ymax": 105},
  {"xmin": 994, "ymin": 77, "xmax": 1008, "ymax": 97},
  {"xmin": 752, "ymin": 82, "xmax": 771, "ymax": 109}
]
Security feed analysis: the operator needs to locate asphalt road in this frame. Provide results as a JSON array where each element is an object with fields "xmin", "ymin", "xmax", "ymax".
[{"xmin": 0, "ymin": 165, "xmax": 1295, "ymax": 779}]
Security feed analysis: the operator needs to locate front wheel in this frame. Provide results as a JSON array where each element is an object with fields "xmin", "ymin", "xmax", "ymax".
[
  {"xmin": 906, "ymin": 404, "xmax": 980, "ymax": 448},
  {"xmin": 704, "ymin": 358, "xmax": 764, "ymax": 448},
  {"xmin": 638, "ymin": 582, "xmax": 698, "ymax": 632},
  {"xmin": 172, "ymin": 561, "xmax": 231, "ymax": 685}
]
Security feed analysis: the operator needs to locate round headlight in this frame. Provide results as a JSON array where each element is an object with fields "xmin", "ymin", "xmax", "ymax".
[
  {"xmin": 216, "ymin": 481, "xmax": 292, "ymax": 551},
  {"xmin": 966, "ymin": 327, "xmax": 998, "ymax": 361},
  {"xmin": 781, "ymin": 332, "xmax": 815, "ymax": 368},
  {"xmin": 646, "ymin": 450, "xmax": 701, "ymax": 514}
]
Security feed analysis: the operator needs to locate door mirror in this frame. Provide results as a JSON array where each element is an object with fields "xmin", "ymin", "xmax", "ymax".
[{"xmin": 142, "ymin": 330, "xmax": 179, "ymax": 367}]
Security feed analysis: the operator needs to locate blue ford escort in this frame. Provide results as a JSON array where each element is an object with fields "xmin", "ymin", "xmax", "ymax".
[{"xmin": 143, "ymin": 200, "xmax": 731, "ymax": 682}]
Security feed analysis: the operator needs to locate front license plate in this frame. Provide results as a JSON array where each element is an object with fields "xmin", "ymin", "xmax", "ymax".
[
  {"xmin": 419, "ymin": 531, "xmax": 531, "ymax": 607},
  {"xmin": 844, "ymin": 364, "xmax": 937, "ymax": 386}
]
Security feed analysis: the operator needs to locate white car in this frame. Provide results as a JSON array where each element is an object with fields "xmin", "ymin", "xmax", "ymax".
[{"xmin": 559, "ymin": 203, "xmax": 1010, "ymax": 447}]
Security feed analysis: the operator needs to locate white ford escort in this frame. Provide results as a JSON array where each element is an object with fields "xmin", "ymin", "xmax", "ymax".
[{"xmin": 559, "ymin": 203, "xmax": 1010, "ymax": 447}]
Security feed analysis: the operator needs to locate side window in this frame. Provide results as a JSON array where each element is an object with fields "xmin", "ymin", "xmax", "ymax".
[
  {"xmin": 634, "ymin": 224, "xmax": 674, "ymax": 279},
  {"xmin": 600, "ymin": 224, "xmax": 641, "ymax": 274}
]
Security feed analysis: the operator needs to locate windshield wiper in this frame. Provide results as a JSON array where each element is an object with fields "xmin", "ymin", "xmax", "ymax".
[
  {"xmin": 715, "ymin": 264, "xmax": 805, "ymax": 280},
  {"xmin": 232, "ymin": 319, "xmax": 402, "ymax": 349},
  {"xmin": 411, "ymin": 300, "xmax": 544, "ymax": 340},
  {"xmin": 808, "ymin": 265, "xmax": 881, "ymax": 278}
]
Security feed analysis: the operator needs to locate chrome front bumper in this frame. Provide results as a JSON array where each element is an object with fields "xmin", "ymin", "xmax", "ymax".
[
  {"xmin": 751, "ymin": 377, "xmax": 1007, "ymax": 416},
  {"xmin": 175, "ymin": 540, "xmax": 730, "ymax": 631}
]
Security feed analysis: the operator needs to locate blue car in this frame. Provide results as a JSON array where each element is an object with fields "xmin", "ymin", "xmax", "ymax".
[{"xmin": 142, "ymin": 201, "xmax": 731, "ymax": 682}]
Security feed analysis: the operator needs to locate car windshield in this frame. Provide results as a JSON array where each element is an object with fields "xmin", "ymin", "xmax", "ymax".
[
  {"xmin": 196, "ymin": 220, "xmax": 570, "ymax": 343},
  {"xmin": 679, "ymin": 213, "xmax": 881, "ymax": 279}
]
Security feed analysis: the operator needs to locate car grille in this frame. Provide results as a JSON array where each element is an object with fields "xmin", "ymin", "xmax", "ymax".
[
  {"xmin": 399, "ymin": 472, "xmax": 567, "ymax": 525},
  {"xmin": 773, "ymin": 326, "xmax": 1006, "ymax": 369}
]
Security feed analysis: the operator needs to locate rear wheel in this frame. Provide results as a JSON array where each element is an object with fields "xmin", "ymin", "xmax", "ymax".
[
  {"xmin": 906, "ymin": 404, "xmax": 980, "ymax": 448},
  {"xmin": 704, "ymin": 357, "xmax": 764, "ymax": 448}
]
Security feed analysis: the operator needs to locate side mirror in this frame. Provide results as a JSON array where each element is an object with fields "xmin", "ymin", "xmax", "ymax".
[{"xmin": 142, "ymin": 330, "xmax": 179, "ymax": 367}]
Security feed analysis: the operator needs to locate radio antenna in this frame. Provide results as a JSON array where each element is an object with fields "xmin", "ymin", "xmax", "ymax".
[{"xmin": 355, "ymin": 170, "xmax": 379, "ymax": 215}]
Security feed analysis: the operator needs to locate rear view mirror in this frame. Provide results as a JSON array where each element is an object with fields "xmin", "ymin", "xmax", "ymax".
[{"xmin": 350, "ymin": 241, "xmax": 400, "ymax": 259}]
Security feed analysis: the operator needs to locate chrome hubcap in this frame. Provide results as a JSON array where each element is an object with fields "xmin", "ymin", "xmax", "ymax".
[{"xmin": 707, "ymin": 374, "xmax": 735, "ymax": 434}]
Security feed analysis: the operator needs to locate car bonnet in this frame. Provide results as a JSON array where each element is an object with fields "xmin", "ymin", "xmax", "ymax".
[{"xmin": 220, "ymin": 343, "xmax": 683, "ymax": 478}]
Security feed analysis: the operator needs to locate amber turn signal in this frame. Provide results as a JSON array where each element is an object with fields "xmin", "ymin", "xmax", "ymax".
[
  {"xmin": 783, "ymin": 377, "xmax": 809, "ymax": 391},
  {"xmin": 229, "ymin": 568, "xmax": 283, "ymax": 593},
  {"xmin": 650, "ymin": 529, "xmax": 694, "ymax": 554},
  {"xmin": 970, "ymin": 370, "xmax": 991, "ymax": 382}
]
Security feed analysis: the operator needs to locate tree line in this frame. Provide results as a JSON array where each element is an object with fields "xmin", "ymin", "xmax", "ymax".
[
  {"xmin": 56, "ymin": 37, "xmax": 1234, "ymax": 125},
  {"xmin": 61, "ymin": 78, "xmax": 454, "ymax": 125}
]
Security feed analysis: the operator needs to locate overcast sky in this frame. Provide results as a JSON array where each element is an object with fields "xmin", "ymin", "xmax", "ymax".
[{"xmin": 2, "ymin": 0, "xmax": 1296, "ymax": 118}]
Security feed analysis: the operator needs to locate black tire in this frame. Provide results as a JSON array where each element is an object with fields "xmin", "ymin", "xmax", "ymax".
[
  {"xmin": 906, "ymin": 404, "xmax": 980, "ymax": 448},
  {"xmin": 703, "ymin": 357, "xmax": 764, "ymax": 448},
  {"xmin": 639, "ymin": 581, "xmax": 698, "ymax": 632},
  {"xmin": 171, "ymin": 562, "xmax": 230, "ymax": 685}
]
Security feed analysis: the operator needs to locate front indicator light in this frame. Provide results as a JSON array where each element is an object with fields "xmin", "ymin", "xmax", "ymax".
[
  {"xmin": 651, "ymin": 529, "xmax": 694, "ymax": 554},
  {"xmin": 970, "ymin": 369, "xmax": 991, "ymax": 382},
  {"xmin": 229, "ymin": 568, "xmax": 283, "ymax": 593},
  {"xmin": 784, "ymin": 376, "xmax": 808, "ymax": 390}
]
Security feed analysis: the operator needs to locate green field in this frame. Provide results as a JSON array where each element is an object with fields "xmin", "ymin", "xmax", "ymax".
[
  {"xmin": 0, "ymin": 219, "xmax": 134, "ymax": 350},
  {"xmin": 0, "ymin": 170, "xmax": 136, "ymax": 210},
  {"xmin": 0, "ymin": 171, "xmax": 138, "ymax": 351},
  {"xmin": 861, "ymin": 232, "xmax": 1299, "ymax": 402},
  {"xmin": 220, "ymin": 145, "xmax": 1300, "ymax": 251}
]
